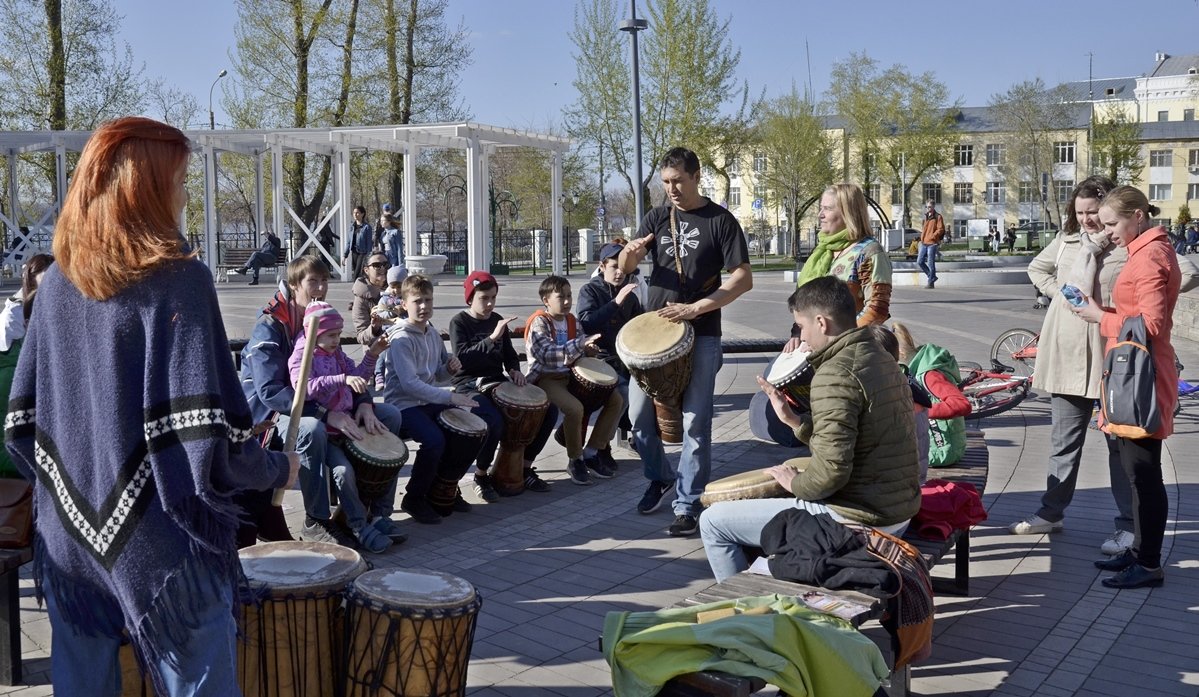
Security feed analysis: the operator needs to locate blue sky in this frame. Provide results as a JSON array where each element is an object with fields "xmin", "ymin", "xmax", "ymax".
[{"xmin": 117, "ymin": 0, "xmax": 1198, "ymax": 130}]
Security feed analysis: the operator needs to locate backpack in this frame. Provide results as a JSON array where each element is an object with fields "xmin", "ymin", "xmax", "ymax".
[
  {"xmin": 905, "ymin": 343, "xmax": 967, "ymax": 467},
  {"xmin": 1101, "ymin": 315, "xmax": 1159, "ymax": 439}
]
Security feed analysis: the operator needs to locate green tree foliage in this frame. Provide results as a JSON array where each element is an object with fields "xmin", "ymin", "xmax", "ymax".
[
  {"xmin": 988, "ymin": 78, "xmax": 1080, "ymax": 228},
  {"xmin": 567, "ymin": 0, "xmax": 746, "ymax": 207},
  {"xmin": 1092, "ymin": 104, "xmax": 1143, "ymax": 186},
  {"xmin": 827, "ymin": 52, "xmax": 959, "ymax": 227},
  {"xmin": 752, "ymin": 86, "xmax": 838, "ymax": 250}
]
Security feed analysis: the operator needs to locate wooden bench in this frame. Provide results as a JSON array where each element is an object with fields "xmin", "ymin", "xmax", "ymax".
[
  {"xmin": 216, "ymin": 248, "xmax": 278, "ymax": 283},
  {"xmin": 654, "ymin": 431, "xmax": 990, "ymax": 697},
  {"xmin": 0, "ymin": 547, "xmax": 32, "ymax": 685}
]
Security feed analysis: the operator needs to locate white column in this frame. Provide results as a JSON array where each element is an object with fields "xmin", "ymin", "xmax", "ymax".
[
  {"xmin": 203, "ymin": 142, "xmax": 219, "ymax": 275},
  {"xmin": 6, "ymin": 151, "xmax": 19, "ymax": 244},
  {"xmin": 532, "ymin": 229, "xmax": 548, "ymax": 269},
  {"xmin": 335, "ymin": 140, "xmax": 352, "ymax": 277},
  {"xmin": 480, "ymin": 145, "xmax": 493, "ymax": 270},
  {"xmin": 254, "ymin": 150, "xmax": 266, "ymax": 246},
  {"xmin": 551, "ymin": 151, "xmax": 563, "ymax": 275},
  {"xmin": 403, "ymin": 143, "xmax": 419, "ymax": 264},
  {"xmin": 54, "ymin": 142, "xmax": 67, "ymax": 217},
  {"xmin": 578, "ymin": 228, "xmax": 596, "ymax": 264},
  {"xmin": 271, "ymin": 142, "xmax": 285, "ymax": 259},
  {"xmin": 465, "ymin": 136, "xmax": 486, "ymax": 273}
]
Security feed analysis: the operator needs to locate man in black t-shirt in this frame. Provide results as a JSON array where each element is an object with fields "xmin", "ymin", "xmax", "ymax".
[{"xmin": 619, "ymin": 147, "xmax": 753, "ymax": 537}]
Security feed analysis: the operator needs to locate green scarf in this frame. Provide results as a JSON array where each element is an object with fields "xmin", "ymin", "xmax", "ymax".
[{"xmin": 797, "ymin": 229, "xmax": 853, "ymax": 287}]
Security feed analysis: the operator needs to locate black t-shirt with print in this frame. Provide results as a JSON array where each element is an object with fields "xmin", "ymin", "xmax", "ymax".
[{"xmin": 636, "ymin": 200, "xmax": 750, "ymax": 337}]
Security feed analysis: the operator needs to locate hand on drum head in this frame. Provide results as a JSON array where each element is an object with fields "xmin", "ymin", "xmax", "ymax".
[
  {"xmin": 756, "ymin": 375, "xmax": 804, "ymax": 430},
  {"xmin": 328, "ymin": 410, "xmax": 365, "ymax": 440},
  {"xmin": 658, "ymin": 302, "xmax": 697, "ymax": 322},
  {"xmin": 446, "ymin": 355, "xmax": 462, "ymax": 375},
  {"xmin": 355, "ymin": 403, "xmax": 387, "ymax": 435},
  {"xmin": 508, "ymin": 368, "xmax": 527, "ymax": 387},
  {"xmin": 284, "ymin": 452, "xmax": 301, "ymax": 489},
  {"xmin": 582, "ymin": 334, "xmax": 602, "ymax": 356},
  {"xmin": 346, "ymin": 375, "xmax": 369, "ymax": 394},
  {"xmin": 450, "ymin": 392, "xmax": 479, "ymax": 408},
  {"xmin": 766, "ymin": 464, "xmax": 799, "ymax": 492}
]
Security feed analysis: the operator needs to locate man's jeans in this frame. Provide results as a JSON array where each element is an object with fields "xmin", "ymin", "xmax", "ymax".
[
  {"xmin": 629, "ymin": 335, "xmax": 722, "ymax": 517},
  {"xmin": 917, "ymin": 242, "xmax": 938, "ymax": 283}
]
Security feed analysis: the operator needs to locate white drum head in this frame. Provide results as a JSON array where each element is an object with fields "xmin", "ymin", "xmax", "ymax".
[
  {"xmin": 352, "ymin": 568, "xmax": 477, "ymax": 609},
  {"xmin": 438, "ymin": 408, "xmax": 487, "ymax": 436},
  {"xmin": 492, "ymin": 382, "xmax": 548, "ymax": 409},
  {"xmin": 239, "ymin": 541, "xmax": 366, "ymax": 593},
  {"xmin": 616, "ymin": 313, "xmax": 692, "ymax": 364},
  {"xmin": 767, "ymin": 350, "xmax": 811, "ymax": 386},
  {"xmin": 572, "ymin": 357, "xmax": 618, "ymax": 386}
]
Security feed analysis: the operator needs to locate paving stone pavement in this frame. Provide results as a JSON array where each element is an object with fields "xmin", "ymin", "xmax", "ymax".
[{"xmin": 9, "ymin": 266, "xmax": 1199, "ymax": 695}]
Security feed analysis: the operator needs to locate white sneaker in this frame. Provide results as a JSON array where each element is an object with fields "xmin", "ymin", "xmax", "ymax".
[
  {"xmin": 226, "ymin": 268, "xmax": 243, "ymax": 275},
  {"xmin": 1100, "ymin": 529, "xmax": 1134, "ymax": 555},
  {"xmin": 1007, "ymin": 514, "xmax": 1063, "ymax": 535}
]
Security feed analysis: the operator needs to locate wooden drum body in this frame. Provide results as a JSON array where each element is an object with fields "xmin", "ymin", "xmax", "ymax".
[
  {"xmin": 430, "ymin": 409, "xmax": 487, "ymax": 511},
  {"xmin": 490, "ymin": 382, "xmax": 549, "ymax": 496},
  {"xmin": 700, "ymin": 457, "xmax": 809, "ymax": 507},
  {"xmin": 344, "ymin": 430, "xmax": 409, "ymax": 505},
  {"xmin": 344, "ymin": 568, "xmax": 483, "ymax": 697},
  {"xmin": 766, "ymin": 350, "xmax": 815, "ymax": 413},
  {"xmin": 616, "ymin": 313, "xmax": 695, "ymax": 444},
  {"xmin": 238, "ymin": 541, "xmax": 368, "ymax": 697},
  {"xmin": 562, "ymin": 356, "xmax": 618, "ymax": 446}
]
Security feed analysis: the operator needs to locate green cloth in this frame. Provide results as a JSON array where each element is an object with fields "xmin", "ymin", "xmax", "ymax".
[
  {"xmin": 603, "ymin": 594, "xmax": 887, "ymax": 697},
  {"xmin": 797, "ymin": 229, "xmax": 853, "ymax": 286},
  {"xmin": 905, "ymin": 343, "xmax": 966, "ymax": 467},
  {"xmin": 0, "ymin": 337, "xmax": 21, "ymax": 477}
]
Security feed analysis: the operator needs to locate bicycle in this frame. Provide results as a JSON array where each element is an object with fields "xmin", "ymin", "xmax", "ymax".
[
  {"xmin": 957, "ymin": 360, "xmax": 1032, "ymax": 419},
  {"xmin": 990, "ymin": 328, "xmax": 1037, "ymax": 378}
]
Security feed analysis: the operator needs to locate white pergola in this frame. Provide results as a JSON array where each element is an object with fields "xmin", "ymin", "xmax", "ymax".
[{"xmin": 0, "ymin": 122, "xmax": 573, "ymax": 279}]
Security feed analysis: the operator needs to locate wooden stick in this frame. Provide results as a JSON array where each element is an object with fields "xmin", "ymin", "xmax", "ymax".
[{"xmin": 272, "ymin": 314, "xmax": 321, "ymax": 507}]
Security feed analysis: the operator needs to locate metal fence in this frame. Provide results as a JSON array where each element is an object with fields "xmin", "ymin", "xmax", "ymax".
[{"xmin": 419, "ymin": 228, "xmax": 589, "ymax": 273}]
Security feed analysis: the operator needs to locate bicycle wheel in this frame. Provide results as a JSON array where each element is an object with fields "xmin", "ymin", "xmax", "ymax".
[
  {"xmin": 990, "ymin": 328, "xmax": 1037, "ymax": 377},
  {"xmin": 965, "ymin": 380, "xmax": 1030, "ymax": 419}
]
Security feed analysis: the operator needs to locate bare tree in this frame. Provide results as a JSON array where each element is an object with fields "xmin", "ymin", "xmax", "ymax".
[{"xmin": 1092, "ymin": 103, "xmax": 1143, "ymax": 186}]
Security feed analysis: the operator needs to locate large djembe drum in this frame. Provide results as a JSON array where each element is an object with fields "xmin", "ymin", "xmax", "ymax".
[
  {"xmin": 700, "ymin": 457, "xmax": 809, "ymax": 507},
  {"xmin": 343, "ymin": 429, "xmax": 409, "ymax": 505},
  {"xmin": 238, "ymin": 541, "xmax": 368, "ymax": 697},
  {"xmin": 616, "ymin": 312, "xmax": 695, "ymax": 443},
  {"xmin": 489, "ymin": 382, "xmax": 549, "ymax": 496},
  {"xmin": 428, "ymin": 408, "xmax": 487, "ymax": 514},
  {"xmin": 343, "ymin": 568, "xmax": 483, "ymax": 697}
]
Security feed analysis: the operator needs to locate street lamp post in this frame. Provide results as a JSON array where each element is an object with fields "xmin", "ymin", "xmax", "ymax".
[
  {"xmin": 489, "ymin": 188, "xmax": 519, "ymax": 272},
  {"xmin": 208, "ymin": 69, "xmax": 228, "ymax": 130},
  {"xmin": 561, "ymin": 191, "xmax": 580, "ymax": 272},
  {"xmin": 620, "ymin": 1, "xmax": 648, "ymax": 226}
]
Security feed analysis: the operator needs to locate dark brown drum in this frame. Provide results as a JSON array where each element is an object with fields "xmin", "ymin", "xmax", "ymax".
[
  {"xmin": 342, "ymin": 429, "xmax": 409, "ymax": 505},
  {"xmin": 490, "ymin": 382, "xmax": 549, "ymax": 496},
  {"xmin": 429, "ymin": 409, "xmax": 487, "ymax": 512}
]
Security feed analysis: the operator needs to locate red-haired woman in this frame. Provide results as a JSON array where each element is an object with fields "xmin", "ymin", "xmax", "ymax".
[{"xmin": 4, "ymin": 117, "xmax": 297, "ymax": 695}]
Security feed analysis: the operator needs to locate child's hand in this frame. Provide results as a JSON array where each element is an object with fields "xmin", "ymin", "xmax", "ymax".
[
  {"xmin": 346, "ymin": 376, "xmax": 368, "ymax": 394},
  {"xmin": 451, "ymin": 392, "xmax": 478, "ymax": 408},
  {"xmin": 616, "ymin": 282, "xmax": 637, "ymax": 305},
  {"xmin": 368, "ymin": 334, "xmax": 390, "ymax": 357},
  {"xmin": 582, "ymin": 334, "xmax": 602, "ymax": 357},
  {"xmin": 490, "ymin": 316, "xmax": 515, "ymax": 341},
  {"xmin": 508, "ymin": 369, "xmax": 527, "ymax": 387},
  {"xmin": 446, "ymin": 355, "xmax": 462, "ymax": 375}
]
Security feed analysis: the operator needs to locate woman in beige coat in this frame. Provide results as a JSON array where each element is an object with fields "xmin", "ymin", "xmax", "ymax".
[{"xmin": 1009, "ymin": 176, "xmax": 1197, "ymax": 553}]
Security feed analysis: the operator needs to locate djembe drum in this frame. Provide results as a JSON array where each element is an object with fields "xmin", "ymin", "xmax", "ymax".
[
  {"xmin": 489, "ymin": 382, "xmax": 549, "ymax": 496},
  {"xmin": 429, "ymin": 408, "xmax": 487, "ymax": 513},
  {"xmin": 554, "ymin": 356, "xmax": 618, "ymax": 446},
  {"xmin": 343, "ymin": 429, "xmax": 409, "ymax": 505},
  {"xmin": 238, "ymin": 541, "xmax": 368, "ymax": 697},
  {"xmin": 616, "ymin": 312, "xmax": 695, "ymax": 443},
  {"xmin": 700, "ymin": 457, "xmax": 809, "ymax": 507},
  {"xmin": 765, "ymin": 350, "xmax": 815, "ymax": 413},
  {"xmin": 343, "ymin": 568, "xmax": 482, "ymax": 697}
]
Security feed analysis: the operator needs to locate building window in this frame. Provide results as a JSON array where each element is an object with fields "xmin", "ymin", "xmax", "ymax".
[
  {"xmin": 1149, "ymin": 150, "xmax": 1173, "ymax": 167},
  {"xmin": 953, "ymin": 183, "xmax": 973, "ymax": 204},
  {"xmin": 1158, "ymin": 110, "xmax": 1169, "ymax": 122},
  {"xmin": 753, "ymin": 152, "xmax": 767, "ymax": 173},
  {"xmin": 954, "ymin": 144, "xmax": 974, "ymax": 167},
  {"xmin": 1186, "ymin": 109, "xmax": 1195, "ymax": 121},
  {"xmin": 728, "ymin": 186, "xmax": 741, "ymax": 207},
  {"xmin": 1188, "ymin": 183, "xmax": 1199, "ymax": 200},
  {"xmin": 922, "ymin": 183, "xmax": 942, "ymax": 205},
  {"xmin": 1148, "ymin": 184, "xmax": 1171, "ymax": 201},
  {"xmin": 1053, "ymin": 141, "xmax": 1076, "ymax": 164},
  {"xmin": 953, "ymin": 219, "xmax": 968, "ymax": 237},
  {"xmin": 753, "ymin": 184, "xmax": 767, "ymax": 203},
  {"xmin": 986, "ymin": 181, "xmax": 1005, "ymax": 204},
  {"xmin": 891, "ymin": 184, "xmax": 901, "ymax": 202},
  {"xmin": 1190, "ymin": 150, "xmax": 1199, "ymax": 167},
  {"xmin": 1018, "ymin": 181, "xmax": 1036, "ymax": 203},
  {"xmin": 985, "ymin": 143, "xmax": 1005, "ymax": 166},
  {"xmin": 726, "ymin": 154, "xmax": 739, "ymax": 175},
  {"xmin": 1054, "ymin": 179, "xmax": 1074, "ymax": 203},
  {"xmin": 867, "ymin": 183, "xmax": 881, "ymax": 203}
]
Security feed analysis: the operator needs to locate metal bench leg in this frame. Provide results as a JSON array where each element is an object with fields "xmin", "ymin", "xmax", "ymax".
[
  {"xmin": 0, "ymin": 564, "xmax": 22, "ymax": 685},
  {"xmin": 955, "ymin": 530, "xmax": 970, "ymax": 596}
]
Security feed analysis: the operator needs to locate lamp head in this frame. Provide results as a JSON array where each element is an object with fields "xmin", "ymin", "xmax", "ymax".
[{"xmin": 218, "ymin": 69, "xmax": 228, "ymax": 78}]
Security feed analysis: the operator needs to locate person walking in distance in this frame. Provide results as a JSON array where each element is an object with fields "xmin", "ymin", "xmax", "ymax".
[
  {"xmin": 917, "ymin": 200, "xmax": 945, "ymax": 289},
  {"xmin": 619, "ymin": 146, "xmax": 753, "ymax": 537}
]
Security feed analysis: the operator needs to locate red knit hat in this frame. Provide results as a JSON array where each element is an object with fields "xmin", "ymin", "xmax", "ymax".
[
  {"xmin": 464, "ymin": 270, "xmax": 497, "ymax": 303},
  {"xmin": 304, "ymin": 300, "xmax": 344, "ymax": 337}
]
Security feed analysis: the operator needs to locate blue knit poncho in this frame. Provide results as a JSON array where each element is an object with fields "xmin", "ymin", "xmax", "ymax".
[{"xmin": 4, "ymin": 258, "xmax": 288, "ymax": 682}]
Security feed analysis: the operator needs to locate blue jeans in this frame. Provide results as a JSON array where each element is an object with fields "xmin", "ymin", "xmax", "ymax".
[
  {"xmin": 629, "ymin": 335, "xmax": 722, "ymax": 517},
  {"xmin": 275, "ymin": 414, "xmax": 329, "ymax": 520},
  {"xmin": 243, "ymin": 251, "xmax": 274, "ymax": 282},
  {"xmin": 916, "ymin": 243, "xmax": 938, "ymax": 283},
  {"xmin": 325, "ymin": 402, "xmax": 403, "ymax": 532},
  {"xmin": 45, "ymin": 573, "xmax": 239, "ymax": 696},
  {"xmin": 400, "ymin": 403, "xmax": 482, "ymax": 496}
]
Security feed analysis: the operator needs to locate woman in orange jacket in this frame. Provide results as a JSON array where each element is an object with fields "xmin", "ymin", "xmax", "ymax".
[{"xmin": 1073, "ymin": 186, "xmax": 1181, "ymax": 589}]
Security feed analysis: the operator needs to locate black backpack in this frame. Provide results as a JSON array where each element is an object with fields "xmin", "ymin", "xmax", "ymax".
[{"xmin": 1101, "ymin": 315, "xmax": 1160, "ymax": 439}]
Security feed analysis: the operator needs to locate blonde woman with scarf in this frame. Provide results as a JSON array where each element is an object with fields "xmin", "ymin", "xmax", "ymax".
[{"xmin": 785, "ymin": 183, "xmax": 891, "ymax": 353}]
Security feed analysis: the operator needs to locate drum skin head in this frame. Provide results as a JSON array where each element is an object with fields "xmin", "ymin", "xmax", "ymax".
[
  {"xmin": 572, "ymin": 356, "xmax": 618, "ymax": 386},
  {"xmin": 492, "ymin": 382, "xmax": 548, "ymax": 408},
  {"xmin": 239, "ymin": 541, "xmax": 366, "ymax": 593},
  {"xmin": 438, "ymin": 408, "xmax": 487, "ymax": 435},
  {"xmin": 767, "ymin": 350, "xmax": 811, "ymax": 385},
  {"xmin": 353, "ymin": 568, "xmax": 477, "ymax": 608},
  {"xmin": 346, "ymin": 429, "xmax": 409, "ymax": 463},
  {"xmin": 616, "ymin": 313, "xmax": 690, "ymax": 358}
]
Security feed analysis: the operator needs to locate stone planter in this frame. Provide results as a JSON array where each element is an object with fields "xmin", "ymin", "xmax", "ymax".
[{"xmin": 405, "ymin": 254, "xmax": 447, "ymax": 276}]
